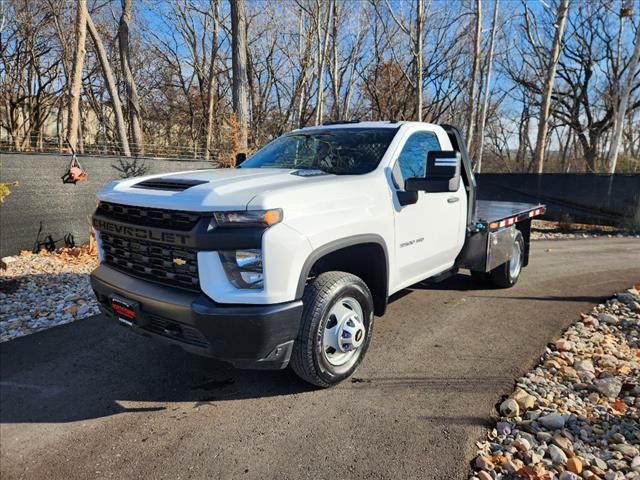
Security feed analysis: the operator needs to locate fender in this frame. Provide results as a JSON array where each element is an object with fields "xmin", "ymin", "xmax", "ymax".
[{"xmin": 295, "ymin": 234, "xmax": 390, "ymax": 315}]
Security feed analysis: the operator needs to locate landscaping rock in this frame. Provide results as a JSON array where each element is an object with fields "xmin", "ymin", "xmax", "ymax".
[
  {"xmin": 0, "ymin": 247, "xmax": 99, "ymax": 342},
  {"xmin": 499, "ymin": 398, "xmax": 520, "ymax": 418},
  {"xmin": 538, "ymin": 413, "xmax": 566, "ymax": 430},
  {"xmin": 595, "ymin": 377, "xmax": 623, "ymax": 399},
  {"xmin": 469, "ymin": 287, "xmax": 640, "ymax": 480}
]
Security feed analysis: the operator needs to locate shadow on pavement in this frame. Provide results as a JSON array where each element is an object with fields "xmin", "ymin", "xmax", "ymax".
[
  {"xmin": 388, "ymin": 273, "xmax": 482, "ymax": 305},
  {"xmin": 400, "ymin": 273, "xmax": 610, "ymax": 305},
  {"xmin": 478, "ymin": 294, "xmax": 610, "ymax": 303},
  {"xmin": 0, "ymin": 315, "xmax": 315, "ymax": 424}
]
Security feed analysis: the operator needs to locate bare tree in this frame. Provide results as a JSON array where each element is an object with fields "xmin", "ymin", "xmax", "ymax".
[
  {"xmin": 313, "ymin": 0, "xmax": 334, "ymax": 125},
  {"xmin": 2, "ymin": 0, "xmax": 633, "ymax": 171},
  {"xmin": 416, "ymin": 0, "xmax": 423, "ymax": 121},
  {"xmin": 204, "ymin": 0, "xmax": 220, "ymax": 161},
  {"xmin": 327, "ymin": 1, "xmax": 366, "ymax": 120},
  {"xmin": 382, "ymin": 0, "xmax": 426, "ymax": 121},
  {"xmin": 118, "ymin": 0, "xmax": 144, "ymax": 156},
  {"xmin": 66, "ymin": 0, "xmax": 87, "ymax": 152},
  {"xmin": 230, "ymin": 0, "xmax": 249, "ymax": 151},
  {"xmin": 532, "ymin": 0, "xmax": 569, "ymax": 173},
  {"xmin": 466, "ymin": 0, "xmax": 482, "ymax": 152},
  {"xmin": 607, "ymin": 23, "xmax": 640, "ymax": 173},
  {"xmin": 474, "ymin": 0, "xmax": 499, "ymax": 173},
  {"xmin": 86, "ymin": 13, "xmax": 131, "ymax": 157}
]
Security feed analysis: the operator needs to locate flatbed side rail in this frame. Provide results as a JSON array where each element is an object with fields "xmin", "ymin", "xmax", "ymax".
[{"xmin": 481, "ymin": 205, "xmax": 546, "ymax": 231}]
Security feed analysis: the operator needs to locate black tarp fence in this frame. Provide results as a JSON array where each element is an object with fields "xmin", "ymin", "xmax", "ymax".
[
  {"xmin": 0, "ymin": 153, "xmax": 214, "ymax": 257},
  {"xmin": 476, "ymin": 173, "xmax": 640, "ymax": 228},
  {"xmin": 0, "ymin": 153, "xmax": 638, "ymax": 257}
]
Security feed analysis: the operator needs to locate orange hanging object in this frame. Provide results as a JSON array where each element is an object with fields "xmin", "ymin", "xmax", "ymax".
[
  {"xmin": 62, "ymin": 154, "xmax": 88, "ymax": 184},
  {"xmin": 69, "ymin": 166, "xmax": 87, "ymax": 182}
]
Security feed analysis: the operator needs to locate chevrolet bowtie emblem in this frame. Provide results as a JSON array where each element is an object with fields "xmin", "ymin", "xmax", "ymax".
[{"xmin": 173, "ymin": 258, "xmax": 187, "ymax": 266}]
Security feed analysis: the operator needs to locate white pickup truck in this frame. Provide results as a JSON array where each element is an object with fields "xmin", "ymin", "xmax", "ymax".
[{"xmin": 90, "ymin": 121, "xmax": 544, "ymax": 386}]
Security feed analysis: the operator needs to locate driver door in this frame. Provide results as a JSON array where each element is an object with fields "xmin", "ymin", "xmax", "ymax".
[{"xmin": 392, "ymin": 130, "xmax": 465, "ymax": 287}]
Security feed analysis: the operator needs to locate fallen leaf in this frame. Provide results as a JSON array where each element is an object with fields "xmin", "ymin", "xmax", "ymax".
[
  {"xmin": 517, "ymin": 465, "xmax": 552, "ymax": 480},
  {"xmin": 612, "ymin": 399, "xmax": 626, "ymax": 413}
]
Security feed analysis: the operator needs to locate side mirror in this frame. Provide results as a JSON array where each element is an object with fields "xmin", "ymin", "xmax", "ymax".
[
  {"xmin": 405, "ymin": 151, "xmax": 461, "ymax": 193},
  {"xmin": 235, "ymin": 152, "xmax": 247, "ymax": 166}
]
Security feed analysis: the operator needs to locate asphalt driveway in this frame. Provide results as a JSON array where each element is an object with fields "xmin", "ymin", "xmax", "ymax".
[{"xmin": 1, "ymin": 238, "xmax": 639, "ymax": 480}]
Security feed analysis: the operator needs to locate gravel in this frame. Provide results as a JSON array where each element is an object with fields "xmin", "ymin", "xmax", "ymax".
[
  {"xmin": 531, "ymin": 231, "xmax": 640, "ymax": 241},
  {"xmin": 0, "ymin": 247, "xmax": 100, "ymax": 342},
  {"xmin": 470, "ymin": 285, "xmax": 640, "ymax": 480},
  {"xmin": 530, "ymin": 220, "xmax": 639, "ymax": 241}
]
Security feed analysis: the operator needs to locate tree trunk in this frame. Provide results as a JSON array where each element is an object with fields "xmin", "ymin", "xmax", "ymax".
[
  {"xmin": 532, "ymin": 0, "xmax": 570, "ymax": 174},
  {"xmin": 77, "ymin": 98, "xmax": 84, "ymax": 154},
  {"xmin": 465, "ymin": 0, "xmax": 482, "ymax": 153},
  {"xmin": 314, "ymin": 0, "xmax": 334, "ymax": 126},
  {"xmin": 231, "ymin": 0, "xmax": 249, "ymax": 152},
  {"xmin": 205, "ymin": 0, "xmax": 219, "ymax": 161},
  {"xmin": 607, "ymin": 23, "xmax": 640, "ymax": 173},
  {"xmin": 474, "ymin": 0, "xmax": 499, "ymax": 173},
  {"xmin": 296, "ymin": 8, "xmax": 308, "ymax": 128},
  {"xmin": 118, "ymin": 0, "xmax": 144, "ymax": 156},
  {"xmin": 66, "ymin": 0, "xmax": 87, "ymax": 153},
  {"xmin": 330, "ymin": 2, "xmax": 339, "ymax": 120},
  {"xmin": 86, "ymin": 14, "xmax": 131, "ymax": 157},
  {"xmin": 416, "ymin": 0, "xmax": 423, "ymax": 121}
]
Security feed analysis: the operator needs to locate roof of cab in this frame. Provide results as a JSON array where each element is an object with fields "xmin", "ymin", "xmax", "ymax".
[{"xmin": 295, "ymin": 120, "xmax": 442, "ymax": 131}]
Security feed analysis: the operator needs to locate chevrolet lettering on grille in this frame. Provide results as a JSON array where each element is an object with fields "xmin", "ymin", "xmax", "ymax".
[{"xmin": 93, "ymin": 218, "xmax": 190, "ymax": 245}]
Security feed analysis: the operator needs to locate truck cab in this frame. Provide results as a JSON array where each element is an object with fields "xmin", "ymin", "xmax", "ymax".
[{"xmin": 90, "ymin": 121, "xmax": 544, "ymax": 386}]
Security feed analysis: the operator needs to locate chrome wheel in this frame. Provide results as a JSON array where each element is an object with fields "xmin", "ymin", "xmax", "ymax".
[
  {"xmin": 322, "ymin": 297, "xmax": 365, "ymax": 368},
  {"xmin": 509, "ymin": 239, "xmax": 522, "ymax": 279}
]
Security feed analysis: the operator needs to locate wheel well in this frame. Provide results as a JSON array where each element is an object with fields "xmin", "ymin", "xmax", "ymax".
[
  {"xmin": 516, "ymin": 219, "xmax": 531, "ymax": 267},
  {"xmin": 301, "ymin": 242, "xmax": 388, "ymax": 316}
]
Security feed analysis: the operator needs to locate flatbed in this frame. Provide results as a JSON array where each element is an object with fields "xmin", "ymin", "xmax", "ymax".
[{"xmin": 474, "ymin": 200, "xmax": 546, "ymax": 230}]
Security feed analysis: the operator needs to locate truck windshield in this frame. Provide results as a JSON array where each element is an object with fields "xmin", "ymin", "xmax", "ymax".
[{"xmin": 240, "ymin": 128, "xmax": 397, "ymax": 175}]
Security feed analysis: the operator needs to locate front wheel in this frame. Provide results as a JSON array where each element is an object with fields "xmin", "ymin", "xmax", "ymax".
[{"xmin": 291, "ymin": 271, "xmax": 374, "ymax": 387}]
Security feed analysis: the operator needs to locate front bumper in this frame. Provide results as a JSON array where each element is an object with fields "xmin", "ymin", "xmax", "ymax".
[{"xmin": 90, "ymin": 265, "xmax": 303, "ymax": 370}]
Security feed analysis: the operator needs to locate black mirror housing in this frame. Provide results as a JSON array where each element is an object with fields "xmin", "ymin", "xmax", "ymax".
[
  {"xmin": 405, "ymin": 177, "xmax": 454, "ymax": 193},
  {"xmin": 405, "ymin": 151, "xmax": 461, "ymax": 193},
  {"xmin": 235, "ymin": 152, "xmax": 247, "ymax": 166}
]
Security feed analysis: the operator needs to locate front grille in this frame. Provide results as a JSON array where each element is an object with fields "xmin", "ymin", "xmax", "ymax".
[
  {"xmin": 145, "ymin": 315, "xmax": 209, "ymax": 348},
  {"xmin": 96, "ymin": 202, "xmax": 201, "ymax": 230},
  {"xmin": 101, "ymin": 232, "xmax": 200, "ymax": 291}
]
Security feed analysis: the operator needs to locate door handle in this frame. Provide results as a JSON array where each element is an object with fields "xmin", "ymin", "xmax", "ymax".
[{"xmin": 447, "ymin": 197, "xmax": 459, "ymax": 203}]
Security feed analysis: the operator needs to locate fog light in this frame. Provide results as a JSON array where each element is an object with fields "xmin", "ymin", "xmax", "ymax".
[{"xmin": 219, "ymin": 249, "xmax": 264, "ymax": 289}]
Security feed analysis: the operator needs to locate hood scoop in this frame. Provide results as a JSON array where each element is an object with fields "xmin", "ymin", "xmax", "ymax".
[{"xmin": 132, "ymin": 177, "xmax": 209, "ymax": 191}]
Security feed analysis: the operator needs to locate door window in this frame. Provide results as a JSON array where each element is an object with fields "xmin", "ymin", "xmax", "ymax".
[{"xmin": 393, "ymin": 131, "xmax": 441, "ymax": 189}]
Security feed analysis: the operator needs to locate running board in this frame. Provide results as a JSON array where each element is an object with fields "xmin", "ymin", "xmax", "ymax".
[{"xmin": 425, "ymin": 268, "xmax": 458, "ymax": 284}]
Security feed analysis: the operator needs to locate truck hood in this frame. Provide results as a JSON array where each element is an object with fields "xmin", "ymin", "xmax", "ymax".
[{"xmin": 97, "ymin": 168, "xmax": 342, "ymax": 211}]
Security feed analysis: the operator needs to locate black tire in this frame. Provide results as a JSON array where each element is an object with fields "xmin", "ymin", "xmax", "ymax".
[
  {"xmin": 488, "ymin": 230, "xmax": 525, "ymax": 288},
  {"xmin": 291, "ymin": 271, "xmax": 374, "ymax": 387}
]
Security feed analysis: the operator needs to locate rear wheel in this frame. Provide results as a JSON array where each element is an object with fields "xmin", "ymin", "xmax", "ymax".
[
  {"xmin": 291, "ymin": 271, "xmax": 374, "ymax": 387},
  {"xmin": 489, "ymin": 230, "xmax": 524, "ymax": 288},
  {"xmin": 470, "ymin": 230, "xmax": 524, "ymax": 288}
]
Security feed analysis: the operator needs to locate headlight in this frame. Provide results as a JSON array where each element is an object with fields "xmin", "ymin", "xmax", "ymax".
[
  {"xmin": 213, "ymin": 209, "xmax": 282, "ymax": 228},
  {"xmin": 219, "ymin": 249, "xmax": 264, "ymax": 289}
]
